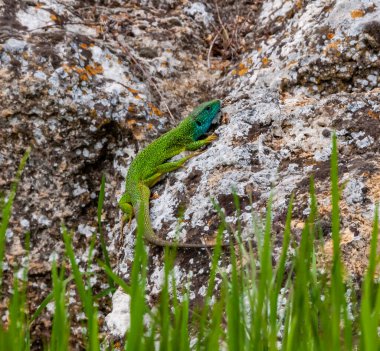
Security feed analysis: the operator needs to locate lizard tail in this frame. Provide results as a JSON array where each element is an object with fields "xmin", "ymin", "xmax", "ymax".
[{"xmin": 135, "ymin": 183, "xmax": 225, "ymax": 248}]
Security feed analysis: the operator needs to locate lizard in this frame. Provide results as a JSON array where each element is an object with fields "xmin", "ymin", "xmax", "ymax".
[{"xmin": 118, "ymin": 99, "xmax": 222, "ymax": 248}]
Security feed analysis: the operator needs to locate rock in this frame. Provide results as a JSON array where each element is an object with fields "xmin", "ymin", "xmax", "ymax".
[
  {"xmin": 1, "ymin": 0, "xmax": 379, "ymax": 345},
  {"xmin": 108, "ymin": 0, "xmax": 380, "ymax": 339}
]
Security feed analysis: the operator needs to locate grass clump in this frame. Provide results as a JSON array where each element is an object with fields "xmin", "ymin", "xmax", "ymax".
[{"xmin": 0, "ymin": 135, "xmax": 379, "ymax": 350}]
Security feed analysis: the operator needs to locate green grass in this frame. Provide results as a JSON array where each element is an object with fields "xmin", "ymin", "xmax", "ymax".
[{"xmin": 1, "ymin": 136, "xmax": 380, "ymax": 350}]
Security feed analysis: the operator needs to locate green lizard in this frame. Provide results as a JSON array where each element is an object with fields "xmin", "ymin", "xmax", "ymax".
[{"xmin": 119, "ymin": 99, "xmax": 221, "ymax": 248}]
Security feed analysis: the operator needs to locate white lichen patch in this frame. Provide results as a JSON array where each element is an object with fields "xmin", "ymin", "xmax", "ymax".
[
  {"xmin": 198, "ymin": 285, "xmax": 207, "ymax": 297},
  {"xmin": 48, "ymin": 251, "xmax": 59, "ymax": 263},
  {"xmin": 184, "ymin": 2, "xmax": 214, "ymax": 26},
  {"xmin": 90, "ymin": 46, "xmax": 131, "ymax": 86},
  {"xmin": 17, "ymin": 7, "xmax": 53, "ymax": 31},
  {"xmin": 343, "ymin": 179, "xmax": 366, "ymax": 205},
  {"xmin": 150, "ymin": 187, "xmax": 181, "ymax": 239},
  {"xmin": 3, "ymin": 38, "xmax": 27, "ymax": 52},
  {"xmin": 35, "ymin": 214, "xmax": 52, "ymax": 227},
  {"xmin": 351, "ymin": 131, "xmax": 374, "ymax": 149},
  {"xmin": 77, "ymin": 224, "xmax": 96, "ymax": 238},
  {"xmin": 73, "ymin": 183, "xmax": 88, "ymax": 197},
  {"xmin": 20, "ymin": 218, "xmax": 30, "ymax": 229},
  {"xmin": 105, "ymin": 289, "xmax": 131, "ymax": 337},
  {"xmin": 65, "ymin": 24, "xmax": 98, "ymax": 37},
  {"xmin": 150, "ymin": 266, "xmax": 165, "ymax": 296}
]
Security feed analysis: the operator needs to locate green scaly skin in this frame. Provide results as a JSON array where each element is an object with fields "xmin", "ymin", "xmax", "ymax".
[{"xmin": 119, "ymin": 99, "xmax": 222, "ymax": 248}]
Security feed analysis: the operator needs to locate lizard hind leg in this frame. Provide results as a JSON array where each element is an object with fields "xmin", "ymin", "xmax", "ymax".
[
  {"xmin": 154, "ymin": 153, "xmax": 200, "ymax": 174},
  {"xmin": 143, "ymin": 153, "xmax": 204, "ymax": 188},
  {"xmin": 118, "ymin": 193, "xmax": 134, "ymax": 234},
  {"xmin": 143, "ymin": 172, "xmax": 163, "ymax": 188}
]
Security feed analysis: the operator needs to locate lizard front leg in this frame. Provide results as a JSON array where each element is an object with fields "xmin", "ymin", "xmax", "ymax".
[{"xmin": 185, "ymin": 134, "xmax": 218, "ymax": 151}]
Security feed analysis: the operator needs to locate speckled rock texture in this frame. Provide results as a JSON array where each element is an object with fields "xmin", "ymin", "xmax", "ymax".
[{"xmin": 1, "ymin": 0, "xmax": 379, "ymax": 346}]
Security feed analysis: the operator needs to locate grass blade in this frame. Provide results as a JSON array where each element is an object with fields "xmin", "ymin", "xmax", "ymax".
[
  {"xmin": 0, "ymin": 147, "xmax": 30, "ymax": 286},
  {"xmin": 360, "ymin": 204, "xmax": 379, "ymax": 351},
  {"xmin": 98, "ymin": 175, "xmax": 114, "ymax": 289},
  {"xmin": 330, "ymin": 133, "xmax": 344, "ymax": 350}
]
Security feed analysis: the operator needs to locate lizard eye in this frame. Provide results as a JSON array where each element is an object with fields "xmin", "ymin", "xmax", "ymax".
[
  {"xmin": 205, "ymin": 106, "xmax": 211, "ymax": 111},
  {"xmin": 196, "ymin": 120, "xmax": 202, "ymax": 126}
]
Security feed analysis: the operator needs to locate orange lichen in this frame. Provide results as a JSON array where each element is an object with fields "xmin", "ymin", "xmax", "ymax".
[
  {"xmin": 127, "ymin": 87, "xmax": 141, "ymax": 100},
  {"xmin": 327, "ymin": 32, "xmax": 335, "ymax": 40},
  {"xmin": 79, "ymin": 43, "xmax": 94, "ymax": 49},
  {"xmin": 50, "ymin": 14, "xmax": 57, "ymax": 21},
  {"xmin": 231, "ymin": 62, "xmax": 249, "ymax": 76},
  {"xmin": 351, "ymin": 9, "xmax": 365, "ymax": 18},
  {"xmin": 79, "ymin": 73, "xmax": 89, "ymax": 81},
  {"xmin": 127, "ymin": 87, "xmax": 139, "ymax": 95},
  {"xmin": 85, "ymin": 63, "xmax": 103, "ymax": 75},
  {"xmin": 148, "ymin": 103, "xmax": 163, "ymax": 116},
  {"xmin": 73, "ymin": 67, "xmax": 87, "ymax": 80},
  {"xmin": 368, "ymin": 110, "xmax": 379, "ymax": 119},
  {"xmin": 61, "ymin": 63, "xmax": 103, "ymax": 81},
  {"xmin": 237, "ymin": 63, "xmax": 248, "ymax": 76},
  {"xmin": 323, "ymin": 39, "xmax": 342, "ymax": 55},
  {"xmin": 262, "ymin": 57, "xmax": 269, "ymax": 66}
]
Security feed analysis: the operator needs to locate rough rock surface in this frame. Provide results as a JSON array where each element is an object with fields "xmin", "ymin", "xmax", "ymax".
[
  {"xmin": 108, "ymin": 0, "xmax": 380, "ymax": 338},
  {"xmin": 0, "ymin": 0, "xmax": 379, "ymax": 347}
]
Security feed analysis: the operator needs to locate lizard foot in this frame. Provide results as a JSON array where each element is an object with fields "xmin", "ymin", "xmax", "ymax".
[{"xmin": 205, "ymin": 134, "xmax": 218, "ymax": 143}]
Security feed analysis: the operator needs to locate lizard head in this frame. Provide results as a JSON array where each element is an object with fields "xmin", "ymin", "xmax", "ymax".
[{"xmin": 190, "ymin": 99, "xmax": 221, "ymax": 140}]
